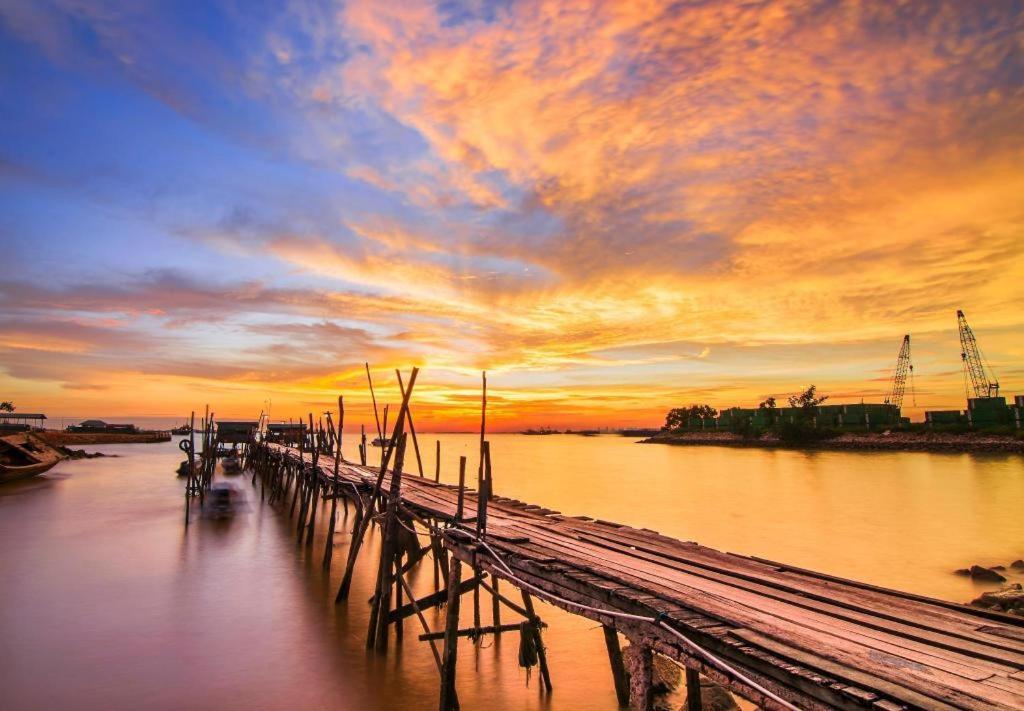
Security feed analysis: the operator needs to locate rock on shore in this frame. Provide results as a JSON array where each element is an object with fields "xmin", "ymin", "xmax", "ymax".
[
  {"xmin": 970, "ymin": 584, "xmax": 1024, "ymax": 615},
  {"xmin": 954, "ymin": 565, "xmax": 1007, "ymax": 583}
]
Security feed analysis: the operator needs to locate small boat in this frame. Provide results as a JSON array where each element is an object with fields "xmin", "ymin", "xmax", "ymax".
[
  {"xmin": 176, "ymin": 460, "xmax": 192, "ymax": 477},
  {"xmin": 371, "ymin": 437, "xmax": 387, "ymax": 447},
  {"xmin": 170, "ymin": 424, "xmax": 192, "ymax": 435},
  {"xmin": 203, "ymin": 481, "xmax": 245, "ymax": 520},
  {"xmin": 222, "ymin": 454, "xmax": 241, "ymax": 474},
  {"xmin": 0, "ymin": 433, "xmax": 65, "ymax": 484},
  {"xmin": 207, "ymin": 482, "xmax": 234, "ymax": 519}
]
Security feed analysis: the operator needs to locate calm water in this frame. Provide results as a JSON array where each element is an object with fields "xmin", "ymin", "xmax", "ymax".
[{"xmin": 2, "ymin": 434, "xmax": 1023, "ymax": 710}]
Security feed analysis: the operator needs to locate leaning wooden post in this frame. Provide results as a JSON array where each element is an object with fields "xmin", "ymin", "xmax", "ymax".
[
  {"xmin": 366, "ymin": 362, "xmax": 384, "ymax": 442},
  {"xmin": 336, "ymin": 368, "xmax": 419, "ymax": 603},
  {"xmin": 439, "ymin": 557, "xmax": 463, "ymax": 711},
  {"xmin": 397, "ymin": 371, "xmax": 424, "ymax": 477},
  {"xmin": 684, "ymin": 668, "xmax": 702, "ymax": 711},
  {"xmin": 522, "ymin": 591, "xmax": 552, "ymax": 691},
  {"xmin": 603, "ymin": 625, "xmax": 630, "ymax": 706}
]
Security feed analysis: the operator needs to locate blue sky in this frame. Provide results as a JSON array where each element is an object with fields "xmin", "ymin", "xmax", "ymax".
[{"xmin": 1, "ymin": 1, "xmax": 1023, "ymax": 428}]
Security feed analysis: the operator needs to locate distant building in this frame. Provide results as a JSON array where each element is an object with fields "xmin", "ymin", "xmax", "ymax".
[
  {"xmin": 265, "ymin": 422, "xmax": 308, "ymax": 447},
  {"xmin": 216, "ymin": 421, "xmax": 259, "ymax": 445},
  {"xmin": 0, "ymin": 413, "xmax": 47, "ymax": 432},
  {"xmin": 67, "ymin": 420, "xmax": 139, "ymax": 434}
]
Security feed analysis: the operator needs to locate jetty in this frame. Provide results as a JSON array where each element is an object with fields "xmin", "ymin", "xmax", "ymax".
[{"xmin": 189, "ymin": 371, "xmax": 1024, "ymax": 710}]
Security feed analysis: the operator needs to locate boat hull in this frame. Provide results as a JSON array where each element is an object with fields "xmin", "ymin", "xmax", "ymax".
[{"xmin": 0, "ymin": 433, "xmax": 64, "ymax": 484}]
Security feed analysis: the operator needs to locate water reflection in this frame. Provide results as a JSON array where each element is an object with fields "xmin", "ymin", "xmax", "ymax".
[{"xmin": 0, "ymin": 436, "xmax": 1021, "ymax": 710}]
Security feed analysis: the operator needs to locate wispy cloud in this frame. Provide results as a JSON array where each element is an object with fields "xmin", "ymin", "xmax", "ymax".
[{"xmin": 1, "ymin": 1, "xmax": 1022, "ymax": 424}]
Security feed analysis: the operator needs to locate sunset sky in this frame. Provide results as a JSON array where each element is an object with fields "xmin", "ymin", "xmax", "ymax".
[{"xmin": 1, "ymin": 1, "xmax": 1022, "ymax": 430}]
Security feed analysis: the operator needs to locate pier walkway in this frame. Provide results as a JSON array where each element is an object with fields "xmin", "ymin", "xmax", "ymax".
[{"xmin": 253, "ymin": 442, "xmax": 1024, "ymax": 711}]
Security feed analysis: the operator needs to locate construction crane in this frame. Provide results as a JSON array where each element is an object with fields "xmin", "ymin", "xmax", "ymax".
[
  {"xmin": 957, "ymin": 309, "xmax": 999, "ymax": 398},
  {"xmin": 884, "ymin": 334, "xmax": 914, "ymax": 408}
]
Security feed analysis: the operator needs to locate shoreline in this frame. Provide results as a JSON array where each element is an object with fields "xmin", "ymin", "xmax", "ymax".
[
  {"xmin": 38, "ymin": 430, "xmax": 172, "ymax": 445},
  {"xmin": 641, "ymin": 430, "xmax": 1024, "ymax": 453}
]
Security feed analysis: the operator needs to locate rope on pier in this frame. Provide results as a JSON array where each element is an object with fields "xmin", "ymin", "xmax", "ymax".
[
  {"xmin": 457, "ymin": 528, "xmax": 801, "ymax": 711},
  {"xmin": 270, "ymin": 448, "xmax": 801, "ymax": 710}
]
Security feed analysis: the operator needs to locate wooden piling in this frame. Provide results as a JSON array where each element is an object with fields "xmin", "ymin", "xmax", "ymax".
[
  {"xmin": 684, "ymin": 668, "xmax": 702, "ymax": 711},
  {"xmin": 626, "ymin": 644, "xmax": 654, "ymax": 711},
  {"xmin": 439, "ymin": 558, "xmax": 463, "ymax": 711},
  {"xmin": 521, "ymin": 591, "xmax": 552, "ymax": 691},
  {"xmin": 434, "ymin": 440, "xmax": 440, "ymax": 482},
  {"xmin": 491, "ymin": 575, "xmax": 501, "ymax": 635},
  {"xmin": 369, "ymin": 430, "xmax": 408, "ymax": 652},
  {"xmin": 603, "ymin": 625, "xmax": 630, "ymax": 706},
  {"xmin": 323, "ymin": 396, "xmax": 343, "ymax": 569},
  {"xmin": 305, "ymin": 413, "xmax": 321, "ymax": 544},
  {"xmin": 455, "ymin": 456, "xmax": 466, "ymax": 521},
  {"xmin": 360, "ymin": 425, "xmax": 367, "ymax": 466}
]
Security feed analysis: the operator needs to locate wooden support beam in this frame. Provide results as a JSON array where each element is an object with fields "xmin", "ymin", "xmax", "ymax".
[
  {"xmin": 479, "ymin": 578, "xmax": 532, "ymax": 620},
  {"xmin": 439, "ymin": 559, "xmax": 462, "ymax": 711},
  {"xmin": 396, "ymin": 567, "xmax": 442, "ymax": 670},
  {"xmin": 418, "ymin": 622, "xmax": 546, "ymax": 642},
  {"xmin": 387, "ymin": 574, "xmax": 484, "ymax": 625},
  {"xmin": 603, "ymin": 625, "xmax": 630, "ymax": 707}
]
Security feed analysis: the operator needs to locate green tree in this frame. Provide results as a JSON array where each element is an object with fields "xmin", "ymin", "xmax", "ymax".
[
  {"xmin": 664, "ymin": 404, "xmax": 718, "ymax": 430},
  {"xmin": 788, "ymin": 385, "xmax": 827, "ymax": 416},
  {"xmin": 0, "ymin": 401, "xmax": 13, "ymax": 413},
  {"xmin": 758, "ymin": 396, "xmax": 777, "ymax": 410}
]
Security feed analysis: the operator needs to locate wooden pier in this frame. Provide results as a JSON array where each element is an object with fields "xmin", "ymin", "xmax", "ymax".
[
  {"xmin": 190, "ymin": 368, "xmax": 1024, "ymax": 711},
  {"xmin": 246, "ymin": 439, "xmax": 1024, "ymax": 710}
]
